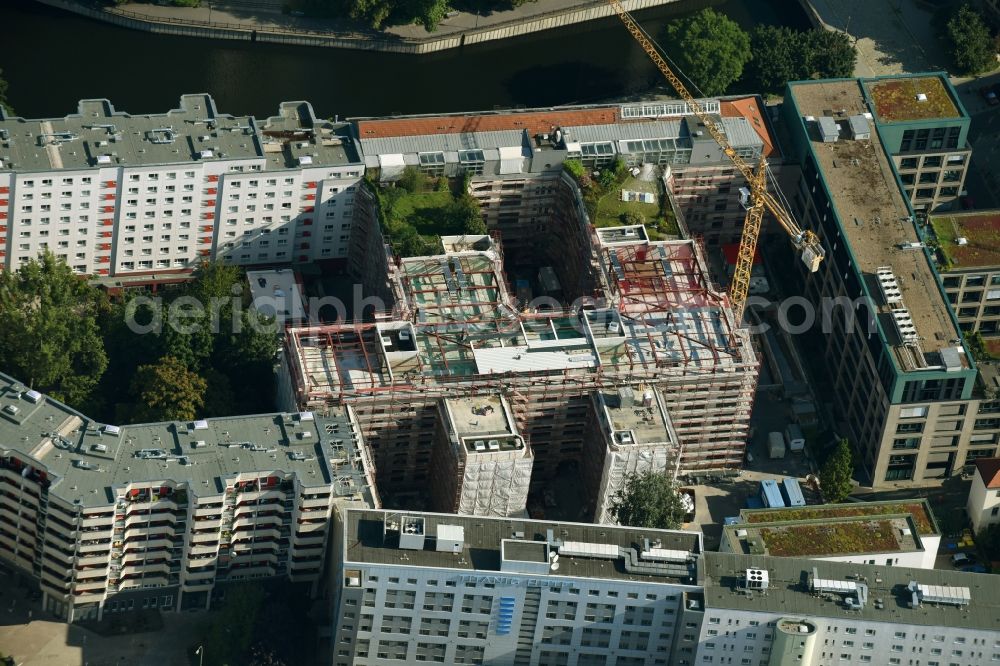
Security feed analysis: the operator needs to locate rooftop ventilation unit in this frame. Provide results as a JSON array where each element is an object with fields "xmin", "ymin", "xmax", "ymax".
[
  {"xmin": 891, "ymin": 308, "xmax": 919, "ymax": 343},
  {"xmin": 473, "ymin": 440, "xmax": 486, "ymax": 452},
  {"xmin": 908, "ymin": 581, "xmax": 971, "ymax": 607},
  {"xmin": 848, "ymin": 115, "xmax": 870, "ymax": 140},
  {"xmin": 744, "ymin": 568, "xmax": 769, "ymax": 590},
  {"xmin": 487, "ymin": 439, "xmax": 500, "ymax": 451},
  {"xmin": 558, "ymin": 541, "xmax": 620, "ymax": 559},
  {"xmin": 101, "ymin": 424, "xmax": 121, "ymax": 436},
  {"xmin": 397, "ymin": 515, "xmax": 426, "ymax": 550},
  {"xmin": 436, "ymin": 524, "xmax": 465, "ymax": 553},
  {"xmin": 876, "ymin": 266, "xmax": 903, "ymax": 305},
  {"xmin": 23, "ymin": 390, "xmax": 42, "ymax": 404},
  {"xmin": 817, "ymin": 116, "xmax": 839, "ymax": 143},
  {"xmin": 192, "ymin": 420, "xmax": 209, "ymax": 431}
]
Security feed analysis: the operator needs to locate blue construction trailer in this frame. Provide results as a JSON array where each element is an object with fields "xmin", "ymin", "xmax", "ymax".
[
  {"xmin": 780, "ymin": 477, "xmax": 806, "ymax": 507},
  {"xmin": 759, "ymin": 479, "xmax": 785, "ymax": 509}
]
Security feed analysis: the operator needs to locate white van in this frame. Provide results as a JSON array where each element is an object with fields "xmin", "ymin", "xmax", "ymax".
[{"xmin": 785, "ymin": 424, "xmax": 805, "ymax": 452}]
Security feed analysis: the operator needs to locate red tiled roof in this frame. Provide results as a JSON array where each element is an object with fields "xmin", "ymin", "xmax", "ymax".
[
  {"xmin": 720, "ymin": 97, "xmax": 778, "ymax": 158},
  {"xmin": 356, "ymin": 98, "xmax": 779, "ymax": 158},
  {"xmin": 356, "ymin": 107, "xmax": 622, "ymax": 139},
  {"xmin": 976, "ymin": 457, "xmax": 1000, "ymax": 489}
]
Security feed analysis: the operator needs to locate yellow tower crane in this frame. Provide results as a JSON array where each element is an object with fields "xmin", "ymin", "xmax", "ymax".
[{"xmin": 607, "ymin": 0, "xmax": 825, "ymax": 321}]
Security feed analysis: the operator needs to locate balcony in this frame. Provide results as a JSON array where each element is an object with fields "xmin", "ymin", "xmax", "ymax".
[
  {"xmin": 297, "ymin": 495, "xmax": 330, "ymax": 510},
  {"xmin": 124, "ymin": 524, "xmax": 173, "ymax": 538},
  {"xmin": 76, "ymin": 553, "xmax": 109, "ymax": 567},
  {"xmin": 80, "ymin": 515, "xmax": 113, "ymax": 530},
  {"xmin": 123, "ymin": 561, "xmax": 170, "ymax": 576},
  {"xmin": 40, "ymin": 567, "xmax": 71, "ymax": 589}
]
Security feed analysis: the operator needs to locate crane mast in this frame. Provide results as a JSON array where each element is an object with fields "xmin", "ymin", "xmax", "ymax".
[{"xmin": 606, "ymin": 0, "xmax": 824, "ymax": 320}]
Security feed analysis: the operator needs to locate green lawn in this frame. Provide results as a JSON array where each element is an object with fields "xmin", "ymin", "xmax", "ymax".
[
  {"xmin": 930, "ymin": 216, "xmax": 958, "ymax": 269},
  {"xmin": 593, "ymin": 176, "xmax": 679, "ymax": 239},
  {"xmin": 389, "ymin": 189, "xmax": 455, "ymax": 233}
]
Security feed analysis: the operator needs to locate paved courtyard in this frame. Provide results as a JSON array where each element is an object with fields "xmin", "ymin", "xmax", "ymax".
[
  {"xmin": 0, "ymin": 570, "xmax": 198, "ymax": 666},
  {"xmin": 807, "ymin": 0, "xmax": 950, "ymax": 77}
]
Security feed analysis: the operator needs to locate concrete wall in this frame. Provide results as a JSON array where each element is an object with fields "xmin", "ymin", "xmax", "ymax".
[
  {"xmin": 36, "ymin": 0, "xmax": 682, "ymax": 54},
  {"xmin": 968, "ymin": 470, "xmax": 1000, "ymax": 533}
]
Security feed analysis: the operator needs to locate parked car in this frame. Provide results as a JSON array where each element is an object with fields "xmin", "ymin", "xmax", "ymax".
[
  {"xmin": 961, "ymin": 563, "xmax": 987, "ymax": 573},
  {"xmin": 982, "ymin": 86, "xmax": 1000, "ymax": 105},
  {"xmin": 951, "ymin": 552, "xmax": 977, "ymax": 567}
]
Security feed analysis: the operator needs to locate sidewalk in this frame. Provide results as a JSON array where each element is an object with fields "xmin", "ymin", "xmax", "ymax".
[
  {"xmin": 105, "ymin": 0, "xmax": 628, "ymax": 40},
  {"xmin": 807, "ymin": 0, "xmax": 949, "ymax": 77}
]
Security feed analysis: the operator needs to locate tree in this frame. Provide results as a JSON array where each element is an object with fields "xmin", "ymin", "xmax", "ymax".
[
  {"xmin": 805, "ymin": 30, "xmax": 856, "ymax": 79},
  {"xmin": 0, "ymin": 68, "xmax": 12, "ymax": 116},
  {"xmin": 664, "ymin": 9, "xmax": 751, "ymax": 97},
  {"xmin": 610, "ymin": 471, "xmax": 687, "ymax": 529},
  {"xmin": 0, "ymin": 252, "xmax": 108, "ymax": 407},
  {"xmin": 749, "ymin": 27, "xmax": 857, "ymax": 94},
  {"xmin": 946, "ymin": 4, "xmax": 995, "ymax": 75},
  {"xmin": 819, "ymin": 438, "xmax": 854, "ymax": 503},
  {"xmin": 131, "ymin": 356, "xmax": 207, "ymax": 422},
  {"xmin": 621, "ymin": 211, "xmax": 644, "ymax": 226}
]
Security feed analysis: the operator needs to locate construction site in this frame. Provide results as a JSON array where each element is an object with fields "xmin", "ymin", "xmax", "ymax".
[{"xmin": 277, "ymin": 163, "xmax": 758, "ymax": 520}]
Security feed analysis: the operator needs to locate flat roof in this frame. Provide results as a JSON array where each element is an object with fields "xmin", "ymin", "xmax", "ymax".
[
  {"xmin": 931, "ymin": 211, "xmax": 1000, "ymax": 269},
  {"xmin": 723, "ymin": 515, "xmax": 922, "ymax": 557},
  {"xmin": 343, "ymin": 508, "xmax": 702, "ymax": 585},
  {"xmin": 740, "ymin": 499, "xmax": 938, "ymax": 536},
  {"xmin": 703, "ymin": 552, "xmax": 1000, "ymax": 632},
  {"xmin": 258, "ymin": 101, "xmax": 359, "ymax": 169},
  {"xmin": 247, "ymin": 268, "xmax": 306, "ymax": 325},
  {"xmin": 866, "ymin": 76, "xmax": 961, "ymax": 124},
  {"xmin": 0, "ymin": 95, "xmax": 261, "ymax": 172},
  {"xmin": 788, "ymin": 80, "xmax": 965, "ymax": 367},
  {"xmin": 0, "ymin": 96, "xmax": 360, "ymax": 173},
  {"xmin": 597, "ymin": 389, "xmax": 675, "ymax": 447},
  {"xmin": 0, "ymin": 373, "xmax": 374, "ymax": 508}
]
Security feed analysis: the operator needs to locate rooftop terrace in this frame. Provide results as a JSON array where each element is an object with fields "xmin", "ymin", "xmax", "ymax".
[
  {"xmin": 930, "ymin": 211, "xmax": 1000, "ymax": 269},
  {"xmin": 866, "ymin": 76, "xmax": 961, "ymax": 124},
  {"xmin": 0, "ymin": 373, "xmax": 374, "ymax": 508},
  {"xmin": 258, "ymin": 101, "xmax": 359, "ymax": 169},
  {"xmin": 789, "ymin": 80, "xmax": 966, "ymax": 369},
  {"xmin": 343, "ymin": 508, "xmax": 702, "ymax": 585},
  {"xmin": 703, "ymin": 552, "xmax": 1000, "ymax": 632},
  {"xmin": 723, "ymin": 515, "xmax": 922, "ymax": 557},
  {"xmin": 740, "ymin": 500, "xmax": 938, "ymax": 536}
]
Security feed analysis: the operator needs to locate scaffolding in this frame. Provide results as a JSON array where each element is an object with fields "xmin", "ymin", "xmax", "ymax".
[{"xmin": 283, "ymin": 227, "xmax": 758, "ymax": 503}]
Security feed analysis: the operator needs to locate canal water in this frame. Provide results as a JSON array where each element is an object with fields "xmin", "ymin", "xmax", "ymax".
[{"xmin": 4, "ymin": 0, "xmax": 809, "ymax": 119}]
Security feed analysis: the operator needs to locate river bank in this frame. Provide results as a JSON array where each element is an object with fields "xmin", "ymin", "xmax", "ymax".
[
  {"xmin": 35, "ymin": 0, "xmax": 685, "ymax": 54},
  {"xmin": 3, "ymin": 0, "xmax": 811, "ymax": 119}
]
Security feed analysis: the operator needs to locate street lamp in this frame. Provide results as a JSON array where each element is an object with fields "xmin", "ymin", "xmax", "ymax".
[{"xmin": 195, "ymin": 645, "xmax": 203, "ymax": 666}]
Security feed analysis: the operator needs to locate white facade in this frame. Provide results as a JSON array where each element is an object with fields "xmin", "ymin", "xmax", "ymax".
[
  {"xmin": 333, "ymin": 509, "xmax": 705, "ymax": 666},
  {"xmin": 968, "ymin": 460, "xmax": 1000, "ymax": 534},
  {"xmin": 0, "ymin": 97, "xmax": 363, "ymax": 281},
  {"xmin": 696, "ymin": 606, "xmax": 1000, "ymax": 666}
]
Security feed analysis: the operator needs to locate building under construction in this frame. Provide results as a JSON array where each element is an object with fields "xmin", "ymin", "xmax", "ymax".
[{"xmin": 278, "ymin": 187, "xmax": 757, "ymax": 519}]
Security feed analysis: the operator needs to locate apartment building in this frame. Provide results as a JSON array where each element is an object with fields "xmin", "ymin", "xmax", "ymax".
[
  {"xmin": 330, "ymin": 507, "xmax": 704, "ymax": 666},
  {"xmin": 863, "ymin": 75, "xmax": 971, "ymax": 212},
  {"xmin": 352, "ymin": 96, "xmax": 779, "ymax": 259},
  {"xmin": 0, "ymin": 96, "xmax": 364, "ymax": 286},
  {"xmin": 929, "ymin": 210, "xmax": 1000, "ymax": 338},
  {"xmin": 279, "ymin": 222, "xmax": 757, "ymax": 517},
  {"xmin": 0, "ymin": 372, "xmax": 376, "ymax": 622},
  {"xmin": 780, "ymin": 76, "xmax": 1000, "ymax": 487},
  {"xmin": 698, "ymin": 552, "xmax": 1000, "ymax": 666},
  {"xmin": 720, "ymin": 499, "xmax": 942, "ymax": 570},
  {"xmin": 967, "ymin": 456, "xmax": 1000, "ymax": 533}
]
